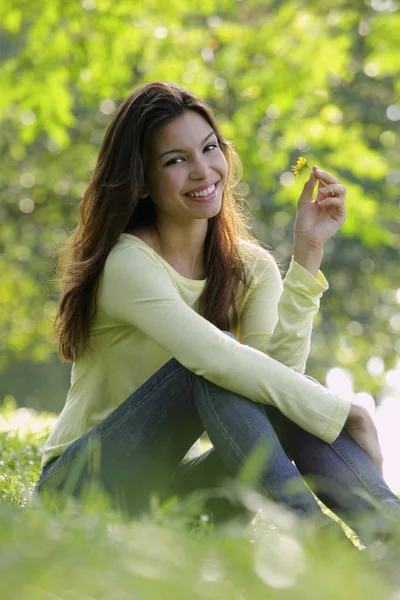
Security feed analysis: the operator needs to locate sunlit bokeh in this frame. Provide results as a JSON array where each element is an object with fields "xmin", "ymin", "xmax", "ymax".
[{"xmin": 326, "ymin": 366, "xmax": 400, "ymax": 494}]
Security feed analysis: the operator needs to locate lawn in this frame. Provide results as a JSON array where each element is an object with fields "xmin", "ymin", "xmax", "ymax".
[{"xmin": 1, "ymin": 396, "xmax": 399, "ymax": 600}]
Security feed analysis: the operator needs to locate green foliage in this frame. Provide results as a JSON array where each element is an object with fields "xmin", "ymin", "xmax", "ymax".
[
  {"xmin": 1, "ymin": 5, "xmax": 400, "ymax": 596},
  {"xmin": 0, "ymin": 3, "xmax": 399, "ymax": 405},
  {"xmin": 0, "ymin": 396, "xmax": 54, "ymax": 504},
  {"xmin": 1, "ymin": 400, "xmax": 400, "ymax": 599}
]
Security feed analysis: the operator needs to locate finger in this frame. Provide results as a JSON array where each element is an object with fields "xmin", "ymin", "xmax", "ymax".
[
  {"xmin": 316, "ymin": 197, "xmax": 346, "ymax": 213},
  {"xmin": 313, "ymin": 167, "xmax": 339, "ymax": 185},
  {"xmin": 317, "ymin": 184, "xmax": 346, "ymax": 197},
  {"xmin": 374, "ymin": 459, "xmax": 383, "ymax": 476},
  {"xmin": 316, "ymin": 199, "xmax": 346, "ymax": 222},
  {"xmin": 298, "ymin": 169, "xmax": 317, "ymax": 206}
]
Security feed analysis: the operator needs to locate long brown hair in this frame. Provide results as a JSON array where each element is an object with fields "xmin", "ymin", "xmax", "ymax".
[{"xmin": 54, "ymin": 81, "xmax": 268, "ymax": 362}]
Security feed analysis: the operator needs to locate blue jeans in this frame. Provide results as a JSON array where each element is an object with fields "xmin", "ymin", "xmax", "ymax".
[{"xmin": 33, "ymin": 332, "xmax": 400, "ymax": 544}]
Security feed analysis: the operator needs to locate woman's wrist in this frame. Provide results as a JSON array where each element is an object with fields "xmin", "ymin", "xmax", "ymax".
[{"xmin": 293, "ymin": 239, "xmax": 324, "ymax": 278}]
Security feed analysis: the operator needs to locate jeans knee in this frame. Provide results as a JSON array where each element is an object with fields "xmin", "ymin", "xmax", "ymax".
[{"xmin": 221, "ymin": 330, "xmax": 237, "ymax": 340}]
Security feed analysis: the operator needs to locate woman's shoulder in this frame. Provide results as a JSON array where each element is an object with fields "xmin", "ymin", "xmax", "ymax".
[
  {"xmin": 123, "ymin": 227, "xmax": 155, "ymax": 247},
  {"xmin": 112, "ymin": 227, "xmax": 157, "ymax": 254},
  {"xmin": 238, "ymin": 237, "xmax": 282, "ymax": 284},
  {"xmin": 105, "ymin": 229, "xmax": 160, "ymax": 271},
  {"xmin": 239, "ymin": 237, "xmax": 275, "ymax": 266}
]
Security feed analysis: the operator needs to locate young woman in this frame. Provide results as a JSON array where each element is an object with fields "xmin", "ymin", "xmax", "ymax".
[{"xmin": 33, "ymin": 81, "xmax": 399, "ymax": 544}]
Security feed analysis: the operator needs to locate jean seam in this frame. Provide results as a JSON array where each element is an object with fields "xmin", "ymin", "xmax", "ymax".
[
  {"xmin": 200, "ymin": 380, "xmax": 273, "ymax": 500},
  {"xmin": 38, "ymin": 362, "xmax": 187, "ymax": 489},
  {"xmin": 330, "ymin": 437, "xmax": 382, "ymax": 501}
]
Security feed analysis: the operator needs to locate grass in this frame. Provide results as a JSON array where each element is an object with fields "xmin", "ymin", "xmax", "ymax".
[{"xmin": 1, "ymin": 395, "xmax": 399, "ymax": 600}]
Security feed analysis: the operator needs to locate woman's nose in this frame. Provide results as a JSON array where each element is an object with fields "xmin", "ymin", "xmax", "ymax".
[{"xmin": 190, "ymin": 156, "xmax": 210, "ymax": 177}]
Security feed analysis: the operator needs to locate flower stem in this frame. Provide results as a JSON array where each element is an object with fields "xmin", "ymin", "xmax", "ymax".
[{"xmin": 306, "ymin": 165, "xmax": 335, "ymax": 195}]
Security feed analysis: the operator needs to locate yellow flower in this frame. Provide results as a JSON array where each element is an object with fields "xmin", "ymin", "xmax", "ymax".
[
  {"xmin": 291, "ymin": 156, "xmax": 310, "ymax": 179},
  {"xmin": 291, "ymin": 155, "xmax": 335, "ymax": 195},
  {"xmin": 297, "ymin": 156, "xmax": 308, "ymax": 169}
]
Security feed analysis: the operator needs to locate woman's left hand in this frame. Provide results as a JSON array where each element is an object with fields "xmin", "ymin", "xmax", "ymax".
[{"xmin": 294, "ymin": 165, "xmax": 347, "ymax": 249}]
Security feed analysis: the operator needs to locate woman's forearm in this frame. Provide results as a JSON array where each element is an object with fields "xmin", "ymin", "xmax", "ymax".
[{"xmin": 293, "ymin": 239, "xmax": 324, "ymax": 278}]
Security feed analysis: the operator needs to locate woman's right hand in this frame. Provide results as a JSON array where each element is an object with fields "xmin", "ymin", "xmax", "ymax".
[{"xmin": 344, "ymin": 404, "xmax": 384, "ymax": 475}]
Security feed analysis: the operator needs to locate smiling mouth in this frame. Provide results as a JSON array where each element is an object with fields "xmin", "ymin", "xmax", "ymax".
[{"xmin": 184, "ymin": 181, "xmax": 220, "ymax": 200}]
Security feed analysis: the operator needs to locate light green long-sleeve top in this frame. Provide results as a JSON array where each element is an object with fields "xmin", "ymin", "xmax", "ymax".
[{"xmin": 41, "ymin": 233, "xmax": 350, "ymax": 469}]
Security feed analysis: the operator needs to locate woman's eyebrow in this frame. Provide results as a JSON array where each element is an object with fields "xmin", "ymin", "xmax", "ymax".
[{"xmin": 158, "ymin": 131, "xmax": 216, "ymax": 159}]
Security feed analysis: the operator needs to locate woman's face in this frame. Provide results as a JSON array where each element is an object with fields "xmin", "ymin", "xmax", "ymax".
[{"xmin": 143, "ymin": 110, "xmax": 228, "ymax": 224}]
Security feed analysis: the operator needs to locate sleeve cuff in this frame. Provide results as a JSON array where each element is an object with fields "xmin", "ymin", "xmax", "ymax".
[
  {"xmin": 286, "ymin": 257, "xmax": 329, "ymax": 296},
  {"xmin": 320, "ymin": 396, "xmax": 351, "ymax": 444}
]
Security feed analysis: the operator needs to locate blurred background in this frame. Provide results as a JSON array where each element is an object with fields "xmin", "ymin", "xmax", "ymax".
[{"xmin": 0, "ymin": 0, "xmax": 399, "ymax": 491}]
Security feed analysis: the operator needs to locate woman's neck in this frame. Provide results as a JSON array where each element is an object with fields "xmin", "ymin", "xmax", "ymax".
[{"xmin": 128, "ymin": 223, "xmax": 208, "ymax": 280}]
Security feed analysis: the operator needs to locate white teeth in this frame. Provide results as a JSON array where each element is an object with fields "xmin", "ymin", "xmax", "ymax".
[{"xmin": 187, "ymin": 183, "xmax": 216, "ymax": 198}]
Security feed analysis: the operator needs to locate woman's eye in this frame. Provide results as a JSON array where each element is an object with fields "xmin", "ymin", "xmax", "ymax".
[{"xmin": 166, "ymin": 144, "xmax": 218, "ymax": 166}]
